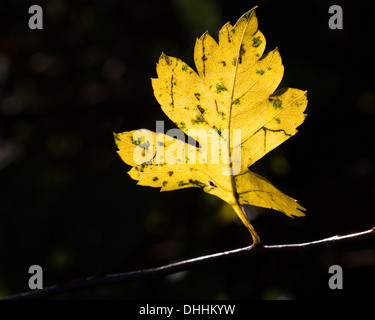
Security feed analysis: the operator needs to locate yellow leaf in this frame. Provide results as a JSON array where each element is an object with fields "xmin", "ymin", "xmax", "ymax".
[{"xmin": 115, "ymin": 7, "xmax": 307, "ymax": 244}]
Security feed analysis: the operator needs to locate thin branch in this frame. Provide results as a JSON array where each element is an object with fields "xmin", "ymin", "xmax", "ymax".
[{"xmin": 1, "ymin": 226, "xmax": 374, "ymax": 300}]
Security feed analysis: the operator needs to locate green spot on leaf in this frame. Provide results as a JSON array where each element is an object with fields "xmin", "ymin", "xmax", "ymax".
[
  {"xmin": 179, "ymin": 121, "xmax": 186, "ymax": 129},
  {"xmin": 153, "ymin": 177, "xmax": 159, "ymax": 181},
  {"xmin": 219, "ymin": 111, "xmax": 226, "ymax": 121},
  {"xmin": 232, "ymin": 98, "xmax": 240, "ymax": 105},
  {"xmin": 193, "ymin": 115, "xmax": 206, "ymax": 124},
  {"xmin": 189, "ymin": 179, "xmax": 206, "ymax": 188},
  {"xmin": 272, "ymin": 99, "xmax": 283, "ymax": 109},
  {"xmin": 197, "ymin": 105, "xmax": 205, "ymax": 114},
  {"xmin": 213, "ymin": 126, "xmax": 223, "ymax": 137},
  {"xmin": 182, "ymin": 63, "xmax": 188, "ymax": 71},
  {"xmin": 131, "ymin": 136, "xmax": 141, "ymax": 146},
  {"xmin": 256, "ymin": 69, "xmax": 265, "ymax": 75},
  {"xmin": 252, "ymin": 36, "xmax": 262, "ymax": 48},
  {"xmin": 178, "ymin": 181, "xmax": 188, "ymax": 187},
  {"xmin": 239, "ymin": 44, "xmax": 246, "ymax": 56},
  {"xmin": 216, "ymin": 84, "xmax": 227, "ymax": 94},
  {"xmin": 162, "ymin": 181, "xmax": 168, "ymax": 187},
  {"xmin": 139, "ymin": 140, "xmax": 150, "ymax": 150},
  {"xmin": 243, "ymin": 11, "xmax": 252, "ymax": 21},
  {"xmin": 275, "ymin": 118, "xmax": 281, "ymax": 124}
]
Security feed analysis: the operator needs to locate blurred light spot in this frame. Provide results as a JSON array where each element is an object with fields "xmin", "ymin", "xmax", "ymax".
[
  {"xmin": 0, "ymin": 141, "xmax": 20, "ymax": 170},
  {"xmin": 89, "ymin": 146, "xmax": 113, "ymax": 169},
  {"xmin": 370, "ymin": 186, "xmax": 375, "ymax": 205},
  {"xmin": 216, "ymin": 203, "xmax": 236, "ymax": 226},
  {"xmin": 103, "ymin": 58, "xmax": 125, "ymax": 81},
  {"xmin": 48, "ymin": 248, "xmax": 72, "ymax": 271},
  {"xmin": 172, "ymin": 0, "xmax": 222, "ymax": 34},
  {"xmin": 11, "ymin": 120, "xmax": 33, "ymax": 143},
  {"xmin": 86, "ymin": 230, "xmax": 103, "ymax": 246},
  {"xmin": 145, "ymin": 211, "xmax": 169, "ymax": 235},
  {"xmin": 81, "ymin": 84, "xmax": 108, "ymax": 105},
  {"xmin": 45, "ymin": 135, "xmax": 82, "ymax": 157},
  {"xmin": 1, "ymin": 96, "xmax": 23, "ymax": 115},
  {"xmin": 79, "ymin": 45, "xmax": 105, "ymax": 67},
  {"xmin": 43, "ymin": 167, "xmax": 69, "ymax": 186},
  {"xmin": 46, "ymin": 0, "xmax": 65, "ymax": 18},
  {"xmin": 13, "ymin": 77, "xmax": 37, "ymax": 98},
  {"xmin": 80, "ymin": 8, "xmax": 95, "ymax": 29},
  {"xmin": 29, "ymin": 52, "xmax": 55, "ymax": 73},
  {"xmin": 262, "ymin": 287, "xmax": 295, "ymax": 300},
  {"xmin": 352, "ymin": 158, "xmax": 374, "ymax": 177},
  {"xmin": 148, "ymin": 240, "xmax": 179, "ymax": 261},
  {"xmin": 340, "ymin": 248, "xmax": 375, "ymax": 268},
  {"xmin": 270, "ymin": 154, "xmax": 290, "ymax": 176},
  {"xmin": 0, "ymin": 54, "xmax": 10, "ymax": 85},
  {"xmin": 165, "ymin": 270, "xmax": 189, "ymax": 282},
  {"xmin": 243, "ymin": 205, "xmax": 262, "ymax": 221},
  {"xmin": 358, "ymin": 91, "xmax": 375, "ymax": 113}
]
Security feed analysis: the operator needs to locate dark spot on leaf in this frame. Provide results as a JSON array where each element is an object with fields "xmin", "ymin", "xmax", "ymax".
[
  {"xmin": 140, "ymin": 162, "xmax": 151, "ymax": 172},
  {"xmin": 192, "ymin": 115, "xmax": 206, "ymax": 124},
  {"xmin": 243, "ymin": 10, "xmax": 252, "ymax": 21},
  {"xmin": 168, "ymin": 171, "xmax": 174, "ymax": 176},
  {"xmin": 239, "ymin": 44, "xmax": 246, "ymax": 63},
  {"xmin": 219, "ymin": 111, "xmax": 226, "ymax": 121},
  {"xmin": 213, "ymin": 126, "xmax": 223, "ymax": 137},
  {"xmin": 252, "ymin": 36, "xmax": 262, "ymax": 48},
  {"xmin": 179, "ymin": 121, "xmax": 186, "ymax": 130},
  {"xmin": 216, "ymin": 84, "xmax": 227, "ymax": 94},
  {"xmin": 256, "ymin": 69, "xmax": 264, "ymax": 75},
  {"xmin": 197, "ymin": 105, "xmax": 205, "ymax": 114},
  {"xmin": 182, "ymin": 63, "xmax": 188, "ymax": 71},
  {"xmin": 272, "ymin": 99, "xmax": 282, "ymax": 109},
  {"xmin": 208, "ymin": 180, "xmax": 217, "ymax": 187},
  {"xmin": 139, "ymin": 140, "xmax": 150, "ymax": 150},
  {"xmin": 201, "ymin": 38, "xmax": 207, "ymax": 76},
  {"xmin": 131, "ymin": 136, "xmax": 141, "ymax": 146},
  {"xmin": 153, "ymin": 177, "xmax": 159, "ymax": 181},
  {"xmin": 189, "ymin": 179, "xmax": 206, "ymax": 188},
  {"xmin": 170, "ymin": 75, "xmax": 175, "ymax": 108},
  {"xmin": 178, "ymin": 181, "xmax": 188, "ymax": 187},
  {"xmin": 226, "ymin": 27, "xmax": 232, "ymax": 43},
  {"xmin": 232, "ymin": 98, "xmax": 240, "ymax": 105}
]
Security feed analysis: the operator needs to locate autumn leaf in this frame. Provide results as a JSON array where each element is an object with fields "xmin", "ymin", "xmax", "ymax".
[{"xmin": 114, "ymin": 7, "xmax": 307, "ymax": 244}]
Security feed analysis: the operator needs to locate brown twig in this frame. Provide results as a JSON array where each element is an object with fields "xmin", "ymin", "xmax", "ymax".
[{"xmin": 1, "ymin": 227, "xmax": 374, "ymax": 300}]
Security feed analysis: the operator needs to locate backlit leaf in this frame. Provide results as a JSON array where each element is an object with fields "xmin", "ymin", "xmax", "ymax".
[{"xmin": 115, "ymin": 7, "xmax": 307, "ymax": 244}]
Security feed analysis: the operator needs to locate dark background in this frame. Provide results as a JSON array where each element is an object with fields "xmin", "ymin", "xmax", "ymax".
[{"xmin": 0, "ymin": 0, "xmax": 374, "ymax": 299}]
